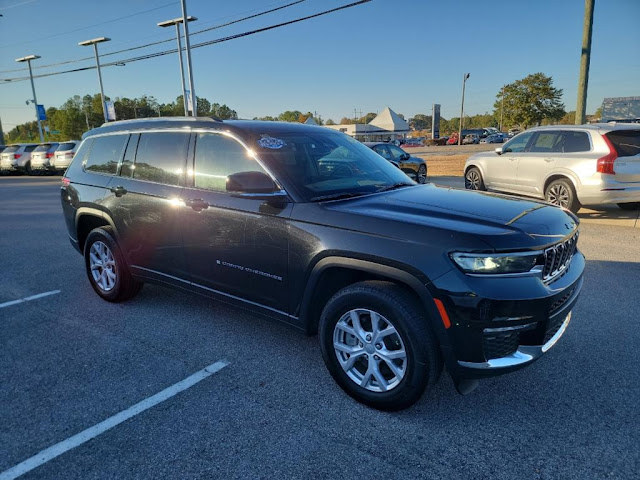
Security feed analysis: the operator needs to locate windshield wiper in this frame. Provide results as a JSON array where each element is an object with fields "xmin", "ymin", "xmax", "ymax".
[
  {"xmin": 309, "ymin": 192, "xmax": 368, "ymax": 202},
  {"xmin": 376, "ymin": 182, "xmax": 414, "ymax": 193}
]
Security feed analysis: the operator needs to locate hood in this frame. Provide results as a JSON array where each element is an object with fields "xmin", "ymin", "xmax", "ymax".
[{"xmin": 320, "ymin": 184, "xmax": 578, "ymax": 251}]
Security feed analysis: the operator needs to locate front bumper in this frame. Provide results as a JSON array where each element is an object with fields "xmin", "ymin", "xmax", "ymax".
[{"xmin": 433, "ymin": 250, "xmax": 584, "ymax": 380}]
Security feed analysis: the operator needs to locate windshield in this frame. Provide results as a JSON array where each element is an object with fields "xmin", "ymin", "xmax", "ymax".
[{"xmin": 250, "ymin": 130, "xmax": 414, "ymax": 202}]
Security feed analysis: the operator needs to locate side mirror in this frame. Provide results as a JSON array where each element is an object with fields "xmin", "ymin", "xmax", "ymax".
[
  {"xmin": 495, "ymin": 147, "xmax": 503, "ymax": 155},
  {"xmin": 227, "ymin": 171, "xmax": 278, "ymax": 193}
]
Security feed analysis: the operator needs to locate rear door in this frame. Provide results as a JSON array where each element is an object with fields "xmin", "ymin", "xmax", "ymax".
[
  {"xmin": 606, "ymin": 129, "xmax": 640, "ymax": 182},
  {"xmin": 516, "ymin": 130, "xmax": 564, "ymax": 195},
  {"xmin": 181, "ymin": 131, "xmax": 291, "ymax": 312},
  {"xmin": 104, "ymin": 131, "xmax": 190, "ymax": 281}
]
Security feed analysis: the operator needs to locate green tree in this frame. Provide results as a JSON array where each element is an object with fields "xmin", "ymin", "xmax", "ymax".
[
  {"xmin": 409, "ymin": 114, "xmax": 431, "ymax": 131},
  {"xmin": 325, "ymin": 118, "xmax": 336, "ymax": 125},
  {"xmin": 278, "ymin": 110, "xmax": 303, "ymax": 122},
  {"xmin": 494, "ymin": 73, "xmax": 565, "ymax": 129}
]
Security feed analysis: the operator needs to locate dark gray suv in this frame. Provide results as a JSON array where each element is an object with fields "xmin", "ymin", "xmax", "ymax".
[{"xmin": 61, "ymin": 117, "xmax": 584, "ymax": 410}]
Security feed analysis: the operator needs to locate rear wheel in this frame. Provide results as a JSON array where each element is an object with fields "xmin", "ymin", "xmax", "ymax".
[
  {"xmin": 545, "ymin": 178, "xmax": 580, "ymax": 213},
  {"xmin": 319, "ymin": 281, "xmax": 442, "ymax": 411},
  {"xmin": 416, "ymin": 164, "xmax": 427, "ymax": 184},
  {"xmin": 465, "ymin": 166, "xmax": 485, "ymax": 191},
  {"xmin": 84, "ymin": 226, "xmax": 142, "ymax": 302},
  {"xmin": 617, "ymin": 202, "xmax": 640, "ymax": 211}
]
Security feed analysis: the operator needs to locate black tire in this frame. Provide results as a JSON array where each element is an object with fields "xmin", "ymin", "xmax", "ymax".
[
  {"xmin": 464, "ymin": 166, "xmax": 485, "ymax": 191},
  {"xmin": 545, "ymin": 178, "xmax": 580, "ymax": 213},
  {"xmin": 416, "ymin": 164, "xmax": 427, "ymax": 184},
  {"xmin": 319, "ymin": 281, "xmax": 442, "ymax": 411},
  {"xmin": 25, "ymin": 161, "xmax": 32, "ymax": 176},
  {"xmin": 617, "ymin": 202, "xmax": 640, "ymax": 211},
  {"xmin": 84, "ymin": 226, "xmax": 142, "ymax": 302}
]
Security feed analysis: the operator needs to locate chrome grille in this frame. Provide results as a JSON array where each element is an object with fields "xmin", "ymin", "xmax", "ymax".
[{"xmin": 542, "ymin": 232, "xmax": 579, "ymax": 283}]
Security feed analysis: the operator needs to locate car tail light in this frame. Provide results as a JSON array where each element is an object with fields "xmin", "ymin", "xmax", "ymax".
[
  {"xmin": 62, "ymin": 177, "xmax": 71, "ymax": 186},
  {"xmin": 597, "ymin": 135, "xmax": 618, "ymax": 174},
  {"xmin": 46, "ymin": 152, "xmax": 54, "ymax": 158},
  {"xmin": 14, "ymin": 153, "xmax": 21, "ymax": 159}
]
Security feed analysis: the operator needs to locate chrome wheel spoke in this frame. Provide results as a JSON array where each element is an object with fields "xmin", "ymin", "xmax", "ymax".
[
  {"xmin": 371, "ymin": 361, "xmax": 388, "ymax": 392},
  {"xmin": 89, "ymin": 241, "xmax": 117, "ymax": 292},
  {"xmin": 333, "ymin": 342, "xmax": 362, "ymax": 355},
  {"xmin": 349, "ymin": 311, "xmax": 368, "ymax": 341}
]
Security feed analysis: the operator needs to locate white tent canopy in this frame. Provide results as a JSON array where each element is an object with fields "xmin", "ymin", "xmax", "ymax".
[{"xmin": 368, "ymin": 107, "xmax": 409, "ymax": 133}]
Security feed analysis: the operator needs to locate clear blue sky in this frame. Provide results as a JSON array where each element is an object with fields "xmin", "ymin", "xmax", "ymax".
[{"xmin": 1, "ymin": 0, "xmax": 639, "ymax": 130}]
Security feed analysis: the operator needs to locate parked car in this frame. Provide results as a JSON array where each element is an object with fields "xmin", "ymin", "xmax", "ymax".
[
  {"xmin": 365, "ymin": 141, "xmax": 428, "ymax": 183},
  {"xmin": 29, "ymin": 142, "xmax": 60, "ymax": 174},
  {"xmin": 462, "ymin": 134, "xmax": 480, "ymax": 145},
  {"xmin": 446, "ymin": 135, "xmax": 459, "ymax": 145},
  {"xmin": 52, "ymin": 140, "xmax": 80, "ymax": 174},
  {"xmin": 508, "ymin": 128, "xmax": 521, "ymax": 137},
  {"xmin": 61, "ymin": 117, "xmax": 584, "ymax": 410},
  {"xmin": 480, "ymin": 134, "xmax": 503, "ymax": 144},
  {"xmin": 464, "ymin": 124, "xmax": 640, "ymax": 212},
  {"xmin": 0, "ymin": 143, "xmax": 38, "ymax": 174},
  {"xmin": 402, "ymin": 138, "xmax": 423, "ymax": 147}
]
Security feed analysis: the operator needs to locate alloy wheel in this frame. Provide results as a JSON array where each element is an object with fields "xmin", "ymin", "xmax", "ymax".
[
  {"xmin": 417, "ymin": 165, "xmax": 427, "ymax": 184},
  {"xmin": 333, "ymin": 309, "xmax": 407, "ymax": 393},
  {"xmin": 465, "ymin": 170, "xmax": 481, "ymax": 190},
  {"xmin": 547, "ymin": 184, "xmax": 570, "ymax": 208},
  {"xmin": 89, "ymin": 241, "xmax": 117, "ymax": 292}
]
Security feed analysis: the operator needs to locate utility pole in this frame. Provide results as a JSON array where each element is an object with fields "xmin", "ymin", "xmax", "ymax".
[
  {"xmin": 500, "ymin": 86, "xmax": 505, "ymax": 132},
  {"xmin": 458, "ymin": 73, "xmax": 470, "ymax": 146},
  {"xmin": 576, "ymin": 0, "xmax": 594, "ymax": 125}
]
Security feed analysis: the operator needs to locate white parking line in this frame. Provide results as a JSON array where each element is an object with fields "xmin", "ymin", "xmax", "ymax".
[
  {"xmin": 0, "ymin": 290, "xmax": 61, "ymax": 309},
  {"xmin": 0, "ymin": 360, "xmax": 230, "ymax": 480}
]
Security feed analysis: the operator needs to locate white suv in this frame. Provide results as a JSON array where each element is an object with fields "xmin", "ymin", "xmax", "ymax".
[{"xmin": 464, "ymin": 124, "xmax": 640, "ymax": 212}]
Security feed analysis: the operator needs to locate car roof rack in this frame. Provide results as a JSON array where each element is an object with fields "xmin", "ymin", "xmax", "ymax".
[{"xmin": 99, "ymin": 116, "xmax": 223, "ymax": 127}]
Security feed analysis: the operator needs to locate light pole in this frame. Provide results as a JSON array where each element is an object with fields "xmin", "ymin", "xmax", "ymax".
[
  {"xmin": 500, "ymin": 86, "xmax": 505, "ymax": 132},
  {"xmin": 158, "ymin": 15, "xmax": 197, "ymax": 116},
  {"xmin": 180, "ymin": 0, "xmax": 197, "ymax": 116},
  {"xmin": 79, "ymin": 37, "xmax": 111, "ymax": 123},
  {"xmin": 15, "ymin": 54, "xmax": 44, "ymax": 142},
  {"xmin": 458, "ymin": 73, "xmax": 470, "ymax": 146}
]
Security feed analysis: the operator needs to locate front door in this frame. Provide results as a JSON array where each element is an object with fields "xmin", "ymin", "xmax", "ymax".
[
  {"xmin": 488, "ymin": 131, "xmax": 535, "ymax": 191},
  {"xmin": 181, "ymin": 131, "xmax": 291, "ymax": 313}
]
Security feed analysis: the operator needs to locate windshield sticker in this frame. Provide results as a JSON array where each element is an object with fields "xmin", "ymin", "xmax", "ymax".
[{"xmin": 258, "ymin": 135, "xmax": 286, "ymax": 150}]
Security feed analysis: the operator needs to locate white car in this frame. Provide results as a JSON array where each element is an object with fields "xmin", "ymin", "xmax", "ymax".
[
  {"xmin": 464, "ymin": 124, "xmax": 640, "ymax": 212},
  {"xmin": 0, "ymin": 143, "xmax": 39, "ymax": 174},
  {"xmin": 52, "ymin": 140, "xmax": 81, "ymax": 173}
]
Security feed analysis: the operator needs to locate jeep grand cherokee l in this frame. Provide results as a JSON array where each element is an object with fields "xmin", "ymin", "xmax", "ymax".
[{"xmin": 61, "ymin": 117, "xmax": 584, "ymax": 410}]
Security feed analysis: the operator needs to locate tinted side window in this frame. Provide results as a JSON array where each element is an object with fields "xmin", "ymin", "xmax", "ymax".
[
  {"xmin": 73, "ymin": 138, "xmax": 94, "ymax": 166},
  {"xmin": 373, "ymin": 145, "xmax": 392, "ymax": 160},
  {"xmin": 120, "ymin": 134, "xmax": 139, "ymax": 178},
  {"xmin": 133, "ymin": 132, "xmax": 189, "ymax": 186},
  {"xmin": 194, "ymin": 133, "xmax": 266, "ymax": 192},
  {"xmin": 388, "ymin": 145, "xmax": 406, "ymax": 160},
  {"xmin": 562, "ymin": 131, "xmax": 591, "ymax": 153},
  {"xmin": 503, "ymin": 132, "xmax": 534, "ymax": 153},
  {"xmin": 85, "ymin": 135, "xmax": 127, "ymax": 175},
  {"xmin": 529, "ymin": 131, "xmax": 563, "ymax": 153}
]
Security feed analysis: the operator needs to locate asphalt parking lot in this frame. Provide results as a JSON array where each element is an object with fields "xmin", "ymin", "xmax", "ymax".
[{"xmin": 1, "ymin": 176, "xmax": 639, "ymax": 479}]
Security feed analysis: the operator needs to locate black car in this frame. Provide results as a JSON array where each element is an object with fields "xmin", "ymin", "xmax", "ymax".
[
  {"xmin": 364, "ymin": 141, "xmax": 428, "ymax": 183},
  {"xmin": 61, "ymin": 117, "xmax": 584, "ymax": 410}
]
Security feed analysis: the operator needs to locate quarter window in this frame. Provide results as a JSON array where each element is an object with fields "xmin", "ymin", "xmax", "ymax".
[
  {"xmin": 561, "ymin": 131, "xmax": 591, "ymax": 153},
  {"xmin": 193, "ymin": 133, "xmax": 267, "ymax": 192},
  {"xmin": 85, "ymin": 135, "xmax": 127, "ymax": 175},
  {"xmin": 133, "ymin": 132, "xmax": 189, "ymax": 185}
]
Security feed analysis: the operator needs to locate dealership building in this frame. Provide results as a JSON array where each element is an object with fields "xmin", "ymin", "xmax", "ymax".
[{"xmin": 324, "ymin": 107, "xmax": 409, "ymax": 142}]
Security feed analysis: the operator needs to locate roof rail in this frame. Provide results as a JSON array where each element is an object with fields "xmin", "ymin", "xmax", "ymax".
[{"xmin": 99, "ymin": 116, "xmax": 223, "ymax": 127}]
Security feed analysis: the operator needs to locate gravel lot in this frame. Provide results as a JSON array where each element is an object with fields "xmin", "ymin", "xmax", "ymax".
[{"xmin": 1, "ymin": 176, "xmax": 638, "ymax": 479}]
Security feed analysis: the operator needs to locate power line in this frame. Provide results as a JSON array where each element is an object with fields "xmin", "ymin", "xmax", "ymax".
[
  {"xmin": 0, "ymin": 0, "xmax": 307, "ymax": 74},
  {"xmin": 1, "ymin": 0, "xmax": 371, "ymax": 84}
]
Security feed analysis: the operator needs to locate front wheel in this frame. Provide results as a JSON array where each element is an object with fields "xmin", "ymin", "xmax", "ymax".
[
  {"xmin": 464, "ymin": 166, "xmax": 485, "ymax": 191},
  {"xmin": 416, "ymin": 164, "xmax": 427, "ymax": 184},
  {"xmin": 319, "ymin": 281, "xmax": 442, "ymax": 411},
  {"xmin": 545, "ymin": 178, "xmax": 580, "ymax": 213},
  {"xmin": 617, "ymin": 202, "xmax": 640, "ymax": 211},
  {"xmin": 84, "ymin": 226, "xmax": 142, "ymax": 302}
]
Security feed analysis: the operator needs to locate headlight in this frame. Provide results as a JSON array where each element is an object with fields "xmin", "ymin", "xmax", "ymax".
[{"xmin": 450, "ymin": 252, "xmax": 541, "ymax": 274}]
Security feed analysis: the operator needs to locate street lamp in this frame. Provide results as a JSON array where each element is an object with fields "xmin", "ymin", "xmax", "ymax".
[
  {"xmin": 180, "ymin": 0, "xmax": 197, "ymax": 116},
  {"xmin": 79, "ymin": 37, "xmax": 111, "ymax": 123},
  {"xmin": 458, "ymin": 72, "xmax": 470, "ymax": 146},
  {"xmin": 158, "ymin": 15, "xmax": 197, "ymax": 116},
  {"xmin": 15, "ymin": 54, "xmax": 44, "ymax": 142}
]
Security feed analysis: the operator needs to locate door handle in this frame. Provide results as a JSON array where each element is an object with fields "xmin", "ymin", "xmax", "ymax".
[
  {"xmin": 185, "ymin": 198, "xmax": 209, "ymax": 211},
  {"xmin": 544, "ymin": 158, "xmax": 554, "ymax": 163},
  {"xmin": 110, "ymin": 185, "xmax": 127, "ymax": 197}
]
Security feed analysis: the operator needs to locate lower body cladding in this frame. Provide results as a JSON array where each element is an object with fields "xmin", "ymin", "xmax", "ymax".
[{"xmin": 433, "ymin": 251, "xmax": 585, "ymax": 386}]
